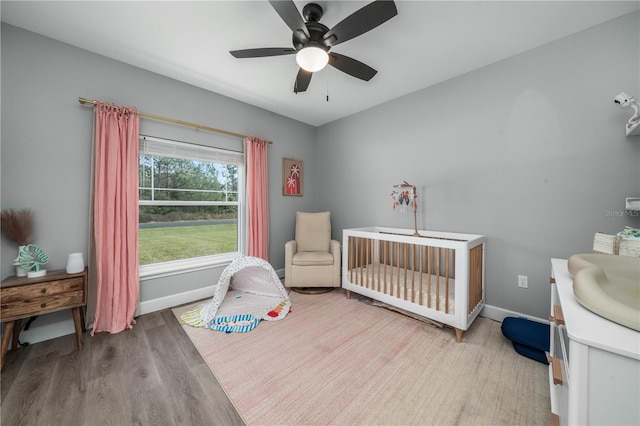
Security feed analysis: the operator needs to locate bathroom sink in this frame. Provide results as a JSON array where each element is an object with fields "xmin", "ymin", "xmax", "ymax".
[{"xmin": 568, "ymin": 254, "xmax": 640, "ymax": 331}]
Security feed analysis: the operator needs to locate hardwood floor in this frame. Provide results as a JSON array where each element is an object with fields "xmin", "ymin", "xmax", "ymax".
[{"xmin": 1, "ymin": 309, "xmax": 245, "ymax": 426}]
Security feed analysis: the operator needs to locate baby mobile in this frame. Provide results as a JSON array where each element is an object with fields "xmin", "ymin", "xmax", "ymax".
[{"xmin": 391, "ymin": 180, "xmax": 420, "ymax": 236}]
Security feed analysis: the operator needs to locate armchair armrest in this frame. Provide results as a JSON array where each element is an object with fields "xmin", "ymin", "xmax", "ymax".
[
  {"xmin": 330, "ymin": 240, "xmax": 341, "ymax": 286},
  {"xmin": 330, "ymin": 240, "xmax": 341, "ymax": 260},
  {"xmin": 285, "ymin": 240, "xmax": 296, "ymax": 287}
]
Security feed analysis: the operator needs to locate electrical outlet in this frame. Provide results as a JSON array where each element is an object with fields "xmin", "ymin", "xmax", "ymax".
[{"xmin": 518, "ymin": 275, "xmax": 528, "ymax": 288}]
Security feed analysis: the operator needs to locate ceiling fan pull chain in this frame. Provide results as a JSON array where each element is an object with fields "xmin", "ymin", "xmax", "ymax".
[{"xmin": 326, "ymin": 66, "xmax": 330, "ymax": 102}]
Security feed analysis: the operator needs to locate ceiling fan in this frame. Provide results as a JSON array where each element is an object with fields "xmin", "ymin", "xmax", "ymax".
[{"xmin": 230, "ymin": 0, "xmax": 398, "ymax": 93}]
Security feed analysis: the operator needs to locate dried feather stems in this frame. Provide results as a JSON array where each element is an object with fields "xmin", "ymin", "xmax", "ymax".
[{"xmin": 1, "ymin": 209, "xmax": 33, "ymax": 246}]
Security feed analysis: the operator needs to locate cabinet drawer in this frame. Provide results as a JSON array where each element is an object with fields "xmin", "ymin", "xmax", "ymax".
[
  {"xmin": 0, "ymin": 277, "xmax": 84, "ymax": 302},
  {"xmin": 1, "ymin": 290, "xmax": 84, "ymax": 320}
]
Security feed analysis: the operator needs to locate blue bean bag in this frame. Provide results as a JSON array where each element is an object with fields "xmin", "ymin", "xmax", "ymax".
[{"xmin": 501, "ymin": 317, "xmax": 550, "ymax": 364}]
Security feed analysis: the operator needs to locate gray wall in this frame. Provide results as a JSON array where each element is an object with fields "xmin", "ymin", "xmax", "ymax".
[
  {"xmin": 1, "ymin": 23, "xmax": 317, "ymax": 304},
  {"xmin": 2, "ymin": 10, "xmax": 639, "ymax": 335},
  {"xmin": 317, "ymin": 11, "xmax": 640, "ymax": 319}
]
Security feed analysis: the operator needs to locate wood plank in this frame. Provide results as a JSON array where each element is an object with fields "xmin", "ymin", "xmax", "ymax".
[
  {"xmin": 553, "ymin": 305, "xmax": 565, "ymax": 326},
  {"xmin": 41, "ymin": 348, "xmax": 87, "ymax": 425},
  {"xmin": 550, "ymin": 356, "xmax": 563, "ymax": 385},
  {"xmin": 1, "ymin": 349, "xmax": 61, "ymax": 425}
]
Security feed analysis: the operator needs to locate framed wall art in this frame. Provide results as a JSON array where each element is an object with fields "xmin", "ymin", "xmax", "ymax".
[{"xmin": 282, "ymin": 157, "xmax": 303, "ymax": 196}]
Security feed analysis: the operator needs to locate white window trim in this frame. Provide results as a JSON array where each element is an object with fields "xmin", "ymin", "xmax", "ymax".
[
  {"xmin": 139, "ymin": 252, "xmax": 241, "ymax": 281},
  {"xmin": 138, "ymin": 135, "xmax": 246, "ymax": 279}
]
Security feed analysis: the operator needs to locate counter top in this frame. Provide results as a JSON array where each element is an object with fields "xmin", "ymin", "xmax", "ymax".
[{"xmin": 552, "ymin": 258, "xmax": 640, "ymax": 360}]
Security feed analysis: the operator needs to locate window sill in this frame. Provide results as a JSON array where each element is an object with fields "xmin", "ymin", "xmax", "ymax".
[{"xmin": 139, "ymin": 252, "xmax": 241, "ymax": 281}]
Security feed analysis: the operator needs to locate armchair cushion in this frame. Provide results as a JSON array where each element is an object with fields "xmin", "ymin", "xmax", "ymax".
[
  {"xmin": 295, "ymin": 211, "xmax": 331, "ymax": 252},
  {"xmin": 292, "ymin": 251, "xmax": 334, "ymax": 266}
]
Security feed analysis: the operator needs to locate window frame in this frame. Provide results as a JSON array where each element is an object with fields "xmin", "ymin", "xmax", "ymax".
[{"xmin": 137, "ymin": 135, "xmax": 245, "ymax": 280}]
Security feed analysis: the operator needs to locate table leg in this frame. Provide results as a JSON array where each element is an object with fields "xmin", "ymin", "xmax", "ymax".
[
  {"xmin": 72, "ymin": 307, "xmax": 83, "ymax": 351},
  {"xmin": 1, "ymin": 321, "xmax": 15, "ymax": 372},
  {"xmin": 11, "ymin": 319, "xmax": 22, "ymax": 352},
  {"xmin": 80, "ymin": 306, "xmax": 86, "ymax": 333}
]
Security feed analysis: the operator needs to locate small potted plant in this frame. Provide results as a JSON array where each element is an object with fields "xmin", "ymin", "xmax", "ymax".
[{"xmin": 1, "ymin": 208, "xmax": 33, "ymax": 276}]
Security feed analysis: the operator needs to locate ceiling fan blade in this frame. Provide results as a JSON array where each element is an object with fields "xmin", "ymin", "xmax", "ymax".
[
  {"xmin": 323, "ymin": 0, "xmax": 398, "ymax": 47},
  {"xmin": 268, "ymin": 0, "xmax": 310, "ymax": 38},
  {"xmin": 294, "ymin": 68, "xmax": 313, "ymax": 93},
  {"xmin": 328, "ymin": 53, "xmax": 377, "ymax": 81},
  {"xmin": 230, "ymin": 48, "xmax": 297, "ymax": 58}
]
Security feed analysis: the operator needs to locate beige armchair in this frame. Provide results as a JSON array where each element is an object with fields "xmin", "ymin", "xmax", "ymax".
[{"xmin": 285, "ymin": 211, "xmax": 341, "ymax": 290}]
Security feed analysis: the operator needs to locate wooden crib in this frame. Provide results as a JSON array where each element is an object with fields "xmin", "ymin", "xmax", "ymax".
[{"xmin": 342, "ymin": 227, "xmax": 486, "ymax": 342}]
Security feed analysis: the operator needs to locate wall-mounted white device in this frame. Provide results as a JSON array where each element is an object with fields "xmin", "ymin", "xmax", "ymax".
[
  {"xmin": 626, "ymin": 197, "xmax": 640, "ymax": 211},
  {"xmin": 614, "ymin": 92, "xmax": 640, "ymax": 136}
]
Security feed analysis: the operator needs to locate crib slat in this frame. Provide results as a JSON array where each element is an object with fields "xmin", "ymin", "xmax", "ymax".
[
  {"xmin": 436, "ymin": 247, "xmax": 440, "ymax": 312},
  {"xmin": 359, "ymin": 237, "xmax": 364, "ymax": 286},
  {"xmin": 375, "ymin": 239, "xmax": 380, "ymax": 293},
  {"xmin": 349, "ymin": 236, "xmax": 354, "ymax": 284},
  {"xmin": 353, "ymin": 237, "xmax": 357, "ymax": 285},
  {"xmin": 382, "ymin": 240, "xmax": 387, "ymax": 295},
  {"xmin": 451, "ymin": 248, "xmax": 455, "ymax": 311},
  {"xmin": 390, "ymin": 241, "xmax": 395, "ymax": 297},
  {"xmin": 403, "ymin": 243, "xmax": 408, "ymax": 300},
  {"xmin": 365, "ymin": 237, "xmax": 370, "ymax": 289},
  {"xmin": 445, "ymin": 248, "xmax": 450, "ymax": 314},
  {"xmin": 427, "ymin": 245, "xmax": 432, "ymax": 308},
  {"xmin": 419, "ymin": 246, "xmax": 424, "ymax": 306},
  {"xmin": 353, "ymin": 237, "xmax": 358, "ymax": 286},
  {"xmin": 369, "ymin": 238, "xmax": 374, "ymax": 291},
  {"xmin": 397, "ymin": 242, "xmax": 402, "ymax": 298},
  {"xmin": 411, "ymin": 244, "xmax": 416, "ymax": 303},
  {"xmin": 451, "ymin": 248, "xmax": 456, "ymax": 313}
]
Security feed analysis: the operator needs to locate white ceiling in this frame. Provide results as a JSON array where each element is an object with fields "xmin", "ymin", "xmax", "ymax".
[{"xmin": 2, "ymin": 1, "xmax": 638, "ymax": 126}]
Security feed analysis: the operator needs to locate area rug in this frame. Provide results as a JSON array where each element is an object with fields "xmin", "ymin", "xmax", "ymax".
[{"xmin": 173, "ymin": 289, "xmax": 549, "ymax": 425}]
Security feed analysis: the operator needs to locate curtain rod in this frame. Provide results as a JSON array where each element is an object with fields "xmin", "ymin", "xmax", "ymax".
[{"xmin": 78, "ymin": 97, "xmax": 272, "ymax": 143}]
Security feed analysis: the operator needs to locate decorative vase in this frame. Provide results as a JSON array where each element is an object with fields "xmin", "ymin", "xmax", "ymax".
[
  {"xmin": 13, "ymin": 245, "xmax": 27, "ymax": 277},
  {"xmin": 66, "ymin": 252, "xmax": 85, "ymax": 274},
  {"xmin": 27, "ymin": 269, "xmax": 47, "ymax": 278}
]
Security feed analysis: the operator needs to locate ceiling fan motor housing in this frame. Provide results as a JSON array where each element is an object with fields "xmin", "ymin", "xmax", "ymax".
[
  {"xmin": 302, "ymin": 3, "xmax": 323, "ymax": 22},
  {"xmin": 293, "ymin": 3, "xmax": 330, "ymax": 51},
  {"xmin": 293, "ymin": 22, "xmax": 330, "ymax": 51}
]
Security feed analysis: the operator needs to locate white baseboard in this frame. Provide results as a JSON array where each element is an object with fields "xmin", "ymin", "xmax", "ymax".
[
  {"xmin": 480, "ymin": 304, "xmax": 548, "ymax": 324},
  {"xmin": 9, "ymin": 286, "xmax": 217, "ymax": 346},
  {"xmin": 10, "ymin": 293, "xmax": 545, "ymax": 346},
  {"xmin": 135, "ymin": 285, "xmax": 216, "ymax": 316}
]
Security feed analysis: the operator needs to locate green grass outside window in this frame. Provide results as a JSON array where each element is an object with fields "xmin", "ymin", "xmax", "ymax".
[{"xmin": 138, "ymin": 224, "xmax": 237, "ymax": 265}]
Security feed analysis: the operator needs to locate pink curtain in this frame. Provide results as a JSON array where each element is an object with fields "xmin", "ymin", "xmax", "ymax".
[
  {"xmin": 245, "ymin": 136, "xmax": 270, "ymax": 260},
  {"xmin": 89, "ymin": 102, "xmax": 140, "ymax": 334}
]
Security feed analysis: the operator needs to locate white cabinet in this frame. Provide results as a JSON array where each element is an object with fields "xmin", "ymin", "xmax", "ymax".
[{"xmin": 549, "ymin": 259, "xmax": 640, "ymax": 425}]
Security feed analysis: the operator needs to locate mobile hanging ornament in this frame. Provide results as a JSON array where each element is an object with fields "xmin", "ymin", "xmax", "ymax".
[{"xmin": 391, "ymin": 181, "xmax": 419, "ymax": 236}]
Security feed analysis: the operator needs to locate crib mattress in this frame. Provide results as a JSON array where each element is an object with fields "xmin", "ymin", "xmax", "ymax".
[{"xmin": 348, "ymin": 263, "xmax": 456, "ymax": 314}]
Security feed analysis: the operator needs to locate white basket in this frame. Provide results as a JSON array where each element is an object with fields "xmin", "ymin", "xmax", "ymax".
[
  {"xmin": 593, "ymin": 233, "xmax": 620, "ymax": 255},
  {"xmin": 619, "ymin": 238, "xmax": 640, "ymax": 257}
]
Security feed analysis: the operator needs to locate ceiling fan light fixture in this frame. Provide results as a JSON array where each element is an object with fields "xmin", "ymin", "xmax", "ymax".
[{"xmin": 296, "ymin": 46, "xmax": 329, "ymax": 72}]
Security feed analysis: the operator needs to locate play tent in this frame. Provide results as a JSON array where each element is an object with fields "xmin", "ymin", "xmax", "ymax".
[{"xmin": 181, "ymin": 256, "xmax": 291, "ymax": 332}]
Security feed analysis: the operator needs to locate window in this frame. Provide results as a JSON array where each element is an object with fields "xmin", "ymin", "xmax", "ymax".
[{"xmin": 138, "ymin": 135, "xmax": 244, "ymax": 278}]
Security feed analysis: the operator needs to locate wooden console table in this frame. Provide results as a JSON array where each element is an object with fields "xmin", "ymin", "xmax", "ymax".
[{"xmin": 1, "ymin": 268, "xmax": 87, "ymax": 372}]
